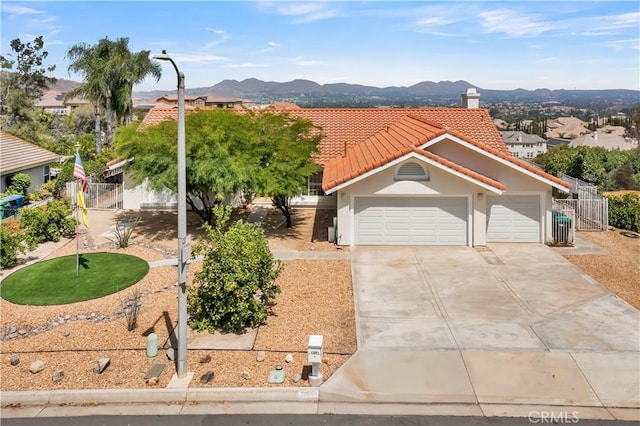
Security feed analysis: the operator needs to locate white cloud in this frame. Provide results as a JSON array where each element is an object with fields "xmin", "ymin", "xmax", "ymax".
[
  {"xmin": 173, "ymin": 54, "xmax": 225, "ymax": 63},
  {"xmin": 205, "ymin": 28, "xmax": 227, "ymax": 36},
  {"xmin": 268, "ymin": 41, "xmax": 281, "ymax": 47},
  {"xmin": 226, "ymin": 63, "xmax": 267, "ymax": 68},
  {"xmin": 602, "ymin": 38, "xmax": 640, "ymax": 51},
  {"xmin": 292, "ymin": 56, "xmax": 324, "ymax": 66},
  {"xmin": 479, "ymin": 9, "xmax": 554, "ymax": 38},
  {"xmin": 0, "ymin": 4, "xmax": 45, "ymax": 15},
  {"xmin": 258, "ymin": 2, "xmax": 338, "ymax": 23}
]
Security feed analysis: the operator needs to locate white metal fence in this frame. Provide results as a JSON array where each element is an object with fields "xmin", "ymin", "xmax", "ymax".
[
  {"xmin": 553, "ymin": 198, "xmax": 609, "ymax": 231},
  {"xmin": 65, "ymin": 182, "xmax": 123, "ymax": 210}
]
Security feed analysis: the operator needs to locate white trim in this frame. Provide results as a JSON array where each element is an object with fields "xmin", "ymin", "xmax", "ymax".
[
  {"xmin": 422, "ymin": 134, "xmax": 571, "ymax": 193},
  {"xmin": 325, "ymin": 151, "xmax": 503, "ymax": 195}
]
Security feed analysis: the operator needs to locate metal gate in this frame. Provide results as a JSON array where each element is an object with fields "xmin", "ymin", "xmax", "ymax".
[{"xmin": 65, "ymin": 182, "xmax": 123, "ymax": 210}]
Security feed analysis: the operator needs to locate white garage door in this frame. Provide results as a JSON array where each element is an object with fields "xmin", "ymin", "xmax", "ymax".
[
  {"xmin": 354, "ymin": 197, "xmax": 467, "ymax": 245},
  {"xmin": 486, "ymin": 196, "xmax": 541, "ymax": 242}
]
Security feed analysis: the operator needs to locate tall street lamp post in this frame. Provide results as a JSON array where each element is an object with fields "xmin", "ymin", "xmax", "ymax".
[{"xmin": 152, "ymin": 50, "xmax": 188, "ymax": 378}]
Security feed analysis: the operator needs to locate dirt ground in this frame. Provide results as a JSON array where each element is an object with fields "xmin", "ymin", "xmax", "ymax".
[
  {"xmin": 0, "ymin": 206, "xmax": 355, "ymax": 391},
  {"xmin": 1, "ymin": 206, "xmax": 638, "ymax": 391},
  {"xmin": 563, "ymin": 229, "xmax": 640, "ymax": 309}
]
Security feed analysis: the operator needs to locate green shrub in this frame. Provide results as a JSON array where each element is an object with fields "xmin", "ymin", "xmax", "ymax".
[
  {"xmin": 0, "ymin": 224, "xmax": 30, "ymax": 269},
  {"xmin": 188, "ymin": 205, "xmax": 281, "ymax": 334},
  {"xmin": 7, "ymin": 173, "xmax": 31, "ymax": 196},
  {"xmin": 607, "ymin": 193, "xmax": 640, "ymax": 232},
  {"xmin": 19, "ymin": 200, "xmax": 76, "ymax": 245}
]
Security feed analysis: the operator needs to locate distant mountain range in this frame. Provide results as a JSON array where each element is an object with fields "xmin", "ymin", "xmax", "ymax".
[
  {"xmin": 49, "ymin": 76, "xmax": 639, "ymax": 108},
  {"xmin": 132, "ymin": 78, "xmax": 638, "ymax": 108}
]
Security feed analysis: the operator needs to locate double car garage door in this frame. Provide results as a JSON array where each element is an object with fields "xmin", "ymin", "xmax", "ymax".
[
  {"xmin": 354, "ymin": 195, "xmax": 541, "ymax": 245},
  {"xmin": 355, "ymin": 197, "xmax": 468, "ymax": 245}
]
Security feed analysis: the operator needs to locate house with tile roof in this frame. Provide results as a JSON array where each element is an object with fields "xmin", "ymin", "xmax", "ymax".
[
  {"xmin": 138, "ymin": 90, "xmax": 571, "ymax": 245},
  {"xmin": 0, "ymin": 131, "xmax": 63, "ymax": 193},
  {"xmin": 568, "ymin": 131, "xmax": 637, "ymax": 151},
  {"xmin": 154, "ymin": 94, "xmax": 244, "ymax": 109}
]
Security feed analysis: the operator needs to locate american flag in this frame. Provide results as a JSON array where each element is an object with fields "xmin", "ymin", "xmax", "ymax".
[{"xmin": 73, "ymin": 151, "xmax": 89, "ymax": 193}]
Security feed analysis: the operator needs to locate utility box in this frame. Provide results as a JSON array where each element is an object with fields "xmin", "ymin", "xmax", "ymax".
[{"xmin": 308, "ymin": 335, "xmax": 323, "ymax": 363}]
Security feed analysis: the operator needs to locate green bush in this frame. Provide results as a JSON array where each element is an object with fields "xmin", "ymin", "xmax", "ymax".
[
  {"xmin": 7, "ymin": 173, "xmax": 31, "ymax": 196},
  {"xmin": 0, "ymin": 224, "xmax": 30, "ymax": 269},
  {"xmin": 607, "ymin": 193, "xmax": 640, "ymax": 232},
  {"xmin": 19, "ymin": 200, "xmax": 76, "ymax": 245},
  {"xmin": 188, "ymin": 205, "xmax": 281, "ymax": 334}
]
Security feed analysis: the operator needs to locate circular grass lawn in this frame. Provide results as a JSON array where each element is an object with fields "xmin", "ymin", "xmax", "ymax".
[{"xmin": 1, "ymin": 253, "xmax": 149, "ymax": 306}]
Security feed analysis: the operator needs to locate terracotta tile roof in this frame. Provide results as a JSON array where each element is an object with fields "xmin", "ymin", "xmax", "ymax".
[
  {"xmin": 322, "ymin": 115, "xmax": 505, "ymax": 191},
  {"xmin": 139, "ymin": 105, "xmax": 195, "ymax": 129},
  {"xmin": 280, "ymin": 108, "xmax": 508, "ymax": 164},
  {"xmin": 139, "ymin": 107, "xmax": 507, "ymax": 164},
  {"xmin": 0, "ymin": 131, "xmax": 62, "ymax": 175},
  {"xmin": 321, "ymin": 115, "xmax": 570, "ymax": 192}
]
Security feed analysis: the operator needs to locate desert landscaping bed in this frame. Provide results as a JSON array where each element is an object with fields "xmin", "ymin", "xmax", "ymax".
[{"xmin": 0, "ymin": 241, "xmax": 356, "ymax": 391}]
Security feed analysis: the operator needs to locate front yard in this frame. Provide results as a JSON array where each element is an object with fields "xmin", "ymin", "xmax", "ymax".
[{"xmin": 0, "ymin": 207, "xmax": 356, "ymax": 390}]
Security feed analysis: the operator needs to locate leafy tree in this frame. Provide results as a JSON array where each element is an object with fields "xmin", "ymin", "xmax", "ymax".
[
  {"xmin": 66, "ymin": 37, "xmax": 161, "ymax": 153},
  {"xmin": 251, "ymin": 112, "xmax": 322, "ymax": 227},
  {"xmin": 0, "ymin": 36, "xmax": 57, "ymax": 142},
  {"xmin": 607, "ymin": 193, "xmax": 640, "ymax": 232},
  {"xmin": 6, "ymin": 173, "xmax": 31, "ymax": 196},
  {"xmin": 188, "ymin": 205, "xmax": 281, "ymax": 333}
]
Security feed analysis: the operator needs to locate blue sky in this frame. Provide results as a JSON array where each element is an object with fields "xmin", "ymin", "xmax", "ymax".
[{"xmin": 1, "ymin": 1, "xmax": 639, "ymax": 92}]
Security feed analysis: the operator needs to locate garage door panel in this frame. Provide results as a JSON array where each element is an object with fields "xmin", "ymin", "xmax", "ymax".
[
  {"xmin": 487, "ymin": 196, "xmax": 540, "ymax": 243},
  {"xmin": 355, "ymin": 197, "xmax": 467, "ymax": 245}
]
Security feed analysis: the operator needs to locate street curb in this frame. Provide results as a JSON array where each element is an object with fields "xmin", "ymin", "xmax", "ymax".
[{"xmin": 1, "ymin": 387, "xmax": 320, "ymax": 407}]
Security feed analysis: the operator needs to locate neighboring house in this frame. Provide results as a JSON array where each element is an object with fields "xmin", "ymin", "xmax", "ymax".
[
  {"xmin": 569, "ymin": 131, "xmax": 637, "ymax": 151},
  {"xmin": 0, "ymin": 131, "xmax": 63, "ymax": 193},
  {"xmin": 36, "ymin": 91, "xmax": 89, "ymax": 115},
  {"xmin": 500, "ymin": 131, "xmax": 547, "ymax": 159},
  {"xmin": 544, "ymin": 117, "xmax": 590, "ymax": 139},
  {"xmin": 153, "ymin": 94, "xmax": 244, "ymax": 109}
]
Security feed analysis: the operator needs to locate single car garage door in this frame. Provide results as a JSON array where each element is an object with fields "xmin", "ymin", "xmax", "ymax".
[
  {"xmin": 486, "ymin": 195, "xmax": 541, "ymax": 242},
  {"xmin": 354, "ymin": 197, "xmax": 467, "ymax": 245}
]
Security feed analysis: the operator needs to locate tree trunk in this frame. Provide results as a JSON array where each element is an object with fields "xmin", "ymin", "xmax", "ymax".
[
  {"xmin": 272, "ymin": 195, "xmax": 293, "ymax": 228},
  {"xmin": 94, "ymin": 105, "xmax": 102, "ymax": 155},
  {"xmin": 105, "ymin": 91, "xmax": 113, "ymax": 148}
]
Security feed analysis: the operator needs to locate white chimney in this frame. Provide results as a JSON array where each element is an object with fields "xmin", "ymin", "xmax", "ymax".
[
  {"xmin": 593, "ymin": 131, "xmax": 598, "ymax": 141},
  {"xmin": 461, "ymin": 88, "xmax": 480, "ymax": 108},
  {"xmin": 517, "ymin": 132, "xmax": 522, "ymax": 143}
]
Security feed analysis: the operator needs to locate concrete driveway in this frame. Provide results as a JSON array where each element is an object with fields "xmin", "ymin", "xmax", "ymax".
[
  {"xmin": 352, "ymin": 244, "xmax": 639, "ymax": 352},
  {"xmin": 320, "ymin": 244, "xmax": 640, "ymax": 419}
]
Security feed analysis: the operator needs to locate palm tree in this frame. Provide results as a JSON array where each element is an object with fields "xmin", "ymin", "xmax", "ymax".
[{"xmin": 65, "ymin": 37, "xmax": 162, "ymax": 153}]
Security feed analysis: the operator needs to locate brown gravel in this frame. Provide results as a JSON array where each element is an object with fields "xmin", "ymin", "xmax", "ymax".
[
  {"xmin": 0, "ymin": 241, "xmax": 355, "ymax": 391},
  {"xmin": 563, "ymin": 229, "xmax": 640, "ymax": 309}
]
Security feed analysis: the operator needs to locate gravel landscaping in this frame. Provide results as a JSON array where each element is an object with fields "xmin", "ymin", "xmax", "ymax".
[{"xmin": 0, "ymin": 206, "xmax": 637, "ymax": 392}]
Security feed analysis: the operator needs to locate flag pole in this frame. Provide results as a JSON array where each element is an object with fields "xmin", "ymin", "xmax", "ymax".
[{"xmin": 75, "ymin": 143, "xmax": 80, "ymax": 277}]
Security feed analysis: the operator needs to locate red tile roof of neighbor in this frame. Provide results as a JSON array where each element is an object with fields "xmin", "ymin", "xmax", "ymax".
[{"xmin": 321, "ymin": 115, "xmax": 571, "ymax": 192}]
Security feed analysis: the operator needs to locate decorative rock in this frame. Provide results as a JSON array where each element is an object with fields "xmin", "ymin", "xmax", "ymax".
[
  {"xmin": 268, "ymin": 366, "xmax": 285, "ymax": 384},
  {"xmin": 146, "ymin": 377, "xmax": 159, "ymax": 386},
  {"xmin": 8, "ymin": 333, "xmax": 17, "ymax": 339},
  {"xmin": 64, "ymin": 314, "xmax": 71, "ymax": 320},
  {"xmin": 200, "ymin": 370, "xmax": 214, "ymax": 384},
  {"xmin": 29, "ymin": 360, "xmax": 45, "ymax": 374},
  {"xmin": 64, "ymin": 331, "xmax": 71, "ymax": 337},
  {"xmin": 10, "ymin": 355, "xmax": 19, "ymax": 366},
  {"xmin": 51, "ymin": 321, "xmax": 59, "ymax": 327},
  {"xmin": 199, "ymin": 354, "xmax": 211, "ymax": 364},
  {"xmin": 77, "ymin": 315, "xmax": 87, "ymax": 320},
  {"xmin": 291, "ymin": 373, "xmax": 302, "ymax": 383},
  {"xmin": 51, "ymin": 369, "xmax": 64, "ymax": 382},
  {"xmin": 241, "ymin": 371, "xmax": 250, "ymax": 380},
  {"xmin": 285, "ymin": 353, "xmax": 293, "ymax": 363},
  {"xmin": 166, "ymin": 348, "xmax": 175, "ymax": 361},
  {"xmin": 256, "ymin": 351, "xmax": 266, "ymax": 362},
  {"xmin": 9, "ymin": 326, "xmax": 17, "ymax": 333},
  {"xmin": 93, "ymin": 358, "xmax": 110, "ymax": 374},
  {"xmin": 18, "ymin": 329, "xmax": 27, "ymax": 335}
]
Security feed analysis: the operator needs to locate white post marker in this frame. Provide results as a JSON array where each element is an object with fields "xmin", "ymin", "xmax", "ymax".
[{"xmin": 307, "ymin": 334, "xmax": 323, "ymax": 386}]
